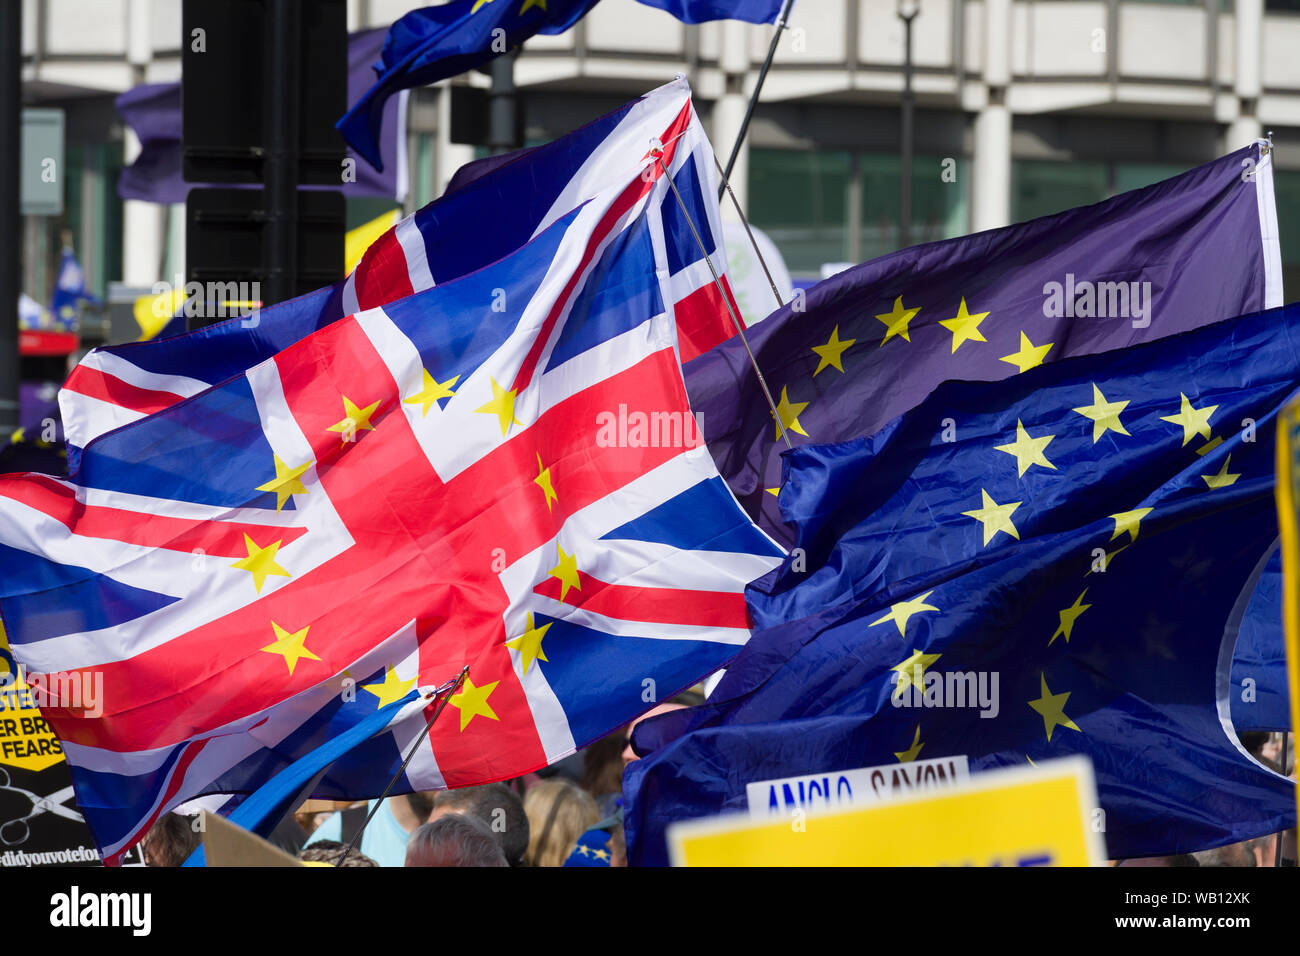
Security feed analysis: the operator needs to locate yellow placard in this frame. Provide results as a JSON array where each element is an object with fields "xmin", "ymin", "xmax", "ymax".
[
  {"xmin": 1274, "ymin": 395, "xmax": 1300, "ymax": 828},
  {"xmin": 0, "ymin": 622, "xmax": 65, "ymax": 773},
  {"xmin": 668, "ymin": 756, "xmax": 1104, "ymax": 866}
]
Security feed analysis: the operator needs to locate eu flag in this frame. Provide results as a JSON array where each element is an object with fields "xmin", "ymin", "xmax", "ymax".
[
  {"xmin": 339, "ymin": 0, "xmax": 603, "ymax": 169},
  {"xmin": 626, "ymin": 303, "xmax": 1300, "ymax": 866},
  {"xmin": 684, "ymin": 144, "xmax": 1282, "ymax": 547}
]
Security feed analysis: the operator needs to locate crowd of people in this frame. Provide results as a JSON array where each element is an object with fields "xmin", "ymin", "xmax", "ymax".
[
  {"xmin": 138, "ymin": 693, "xmax": 701, "ymax": 868},
  {"xmin": 135, "ymin": 696, "xmax": 1296, "ymax": 868}
]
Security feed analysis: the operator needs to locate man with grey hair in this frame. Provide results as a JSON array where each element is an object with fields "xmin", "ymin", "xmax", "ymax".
[
  {"xmin": 428, "ymin": 782, "xmax": 529, "ymax": 867},
  {"xmin": 405, "ymin": 814, "xmax": 508, "ymax": 867}
]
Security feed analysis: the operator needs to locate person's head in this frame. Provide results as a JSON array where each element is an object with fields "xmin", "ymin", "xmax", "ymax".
[
  {"xmin": 523, "ymin": 778, "xmax": 600, "ymax": 867},
  {"xmin": 298, "ymin": 840, "xmax": 379, "ymax": 867},
  {"xmin": 622, "ymin": 690, "xmax": 703, "ymax": 766},
  {"xmin": 405, "ymin": 814, "xmax": 508, "ymax": 867},
  {"xmin": 140, "ymin": 812, "xmax": 201, "ymax": 867},
  {"xmin": 1192, "ymin": 842, "xmax": 1257, "ymax": 867},
  {"xmin": 428, "ymin": 783, "xmax": 529, "ymax": 866}
]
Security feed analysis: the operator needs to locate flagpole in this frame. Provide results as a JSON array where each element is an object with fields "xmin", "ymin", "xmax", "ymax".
[
  {"xmin": 656, "ymin": 154, "xmax": 793, "ymax": 450},
  {"xmin": 339, "ymin": 665, "xmax": 469, "ymax": 866},
  {"xmin": 717, "ymin": 0, "xmax": 797, "ymax": 201},
  {"xmin": 713, "ymin": 153, "xmax": 784, "ymax": 312}
]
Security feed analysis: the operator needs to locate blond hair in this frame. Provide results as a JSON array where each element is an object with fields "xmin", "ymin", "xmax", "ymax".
[{"xmin": 523, "ymin": 779, "xmax": 600, "ymax": 867}]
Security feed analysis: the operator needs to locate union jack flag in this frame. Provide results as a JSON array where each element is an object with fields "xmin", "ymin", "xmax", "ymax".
[
  {"xmin": 59, "ymin": 77, "xmax": 739, "ymax": 466},
  {"xmin": 0, "ymin": 122, "xmax": 783, "ymax": 864}
]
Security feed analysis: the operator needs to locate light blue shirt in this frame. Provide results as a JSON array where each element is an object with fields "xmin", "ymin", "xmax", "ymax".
[{"xmin": 305, "ymin": 799, "xmax": 413, "ymax": 867}]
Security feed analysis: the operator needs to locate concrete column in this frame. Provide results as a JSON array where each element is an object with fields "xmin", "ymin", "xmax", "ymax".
[
  {"xmin": 972, "ymin": 0, "xmax": 1012, "ymax": 231},
  {"xmin": 714, "ymin": 20, "xmax": 751, "ymax": 221},
  {"xmin": 122, "ymin": 129, "xmax": 165, "ymax": 286},
  {"xmin": 972, "ymin": 101, "xmax": 1011, "ymax": 231},
  {"xmin": 1228, "ymin": 0, "xmax": 1264, "ymax": 148},
  {"xmin": 435, "ymin": 83, "xmax": 475, "ymax": 196}
]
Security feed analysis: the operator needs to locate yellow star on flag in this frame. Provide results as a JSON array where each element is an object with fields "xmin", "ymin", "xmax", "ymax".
[
  {"xmin": 869, "ymin": 590, "xmax": 939, "ymax": 637},
  {"xmin": 1109, "ymin": 507, "xmax": 1153, "ymax": 543},
  {"xmin": 1202, "ymin": 455, "xmax": 1241, "ymax": 490},
  {"xmin": 505, "ymin": 612, "xmax": 553, "ymax": 674},
  {"xmin": 1027, "ymin": 673, "xmax": 1082, "ymax": 742},
  {"xmin": 450, "ymin": 676, "xmax": 500, "ymax": 731},
  {"xmin": 230, "ymin": 534, "xmax": 291, "ymax": 593},
  {"xmin": 1085, "ymin": 544, "xmax": 1128, "ymax": 577},
  {"xmin": 1196, "ymin": 435, "xmax": 1223, "ymax": 457},
  {"xmin": 994, "ymin": 419, "xmax": 1056, "ymax": 477},
  {"xmin": 811, "ymin": 325, "xmax": 856, "ymax": 376},
  {"xmin": 362, "ymin": 664, "xmax": 417, "ymax": 708},
  {"xmin": 1159, "ymin": 393, "xmax": 1218, "ymax": 446},
  {"xmin": 1072, "ymin": 384, "xmax": 1130, "ymax": 443},
  {"xmin": 520, "ymin": 0, "xmax": 546, "ymax": 12},
  {"xmin": 938, "ymin": 298, "xmax": 990, "ymax": 353},
  {"xmin": 875, "ymin": 296, "xmax": 921, "ymax": 346},
  {"xmin": 261, "ymin": 622, "xmax": 320, "ymax": 676},
  {"xmin": 773, "ymin": 386, "xmax": 809, "ymax": 440},
  {"xmin": 891, "ymin": 649, "xmax": 941, "ymax": 699},
  {"xmin": 548, "ymin": 545, "xmax": 582, "ymax": 602},
  {"xmin": 255, "ymin": 455, "xmax": 312, "ymax": 512},
  {"xmin": 327, "ymin": 395, "xmax": 381, "ymax": 442},
  {"xmin": 404, "ymin": 369, "xmax": 459, "ymax": 417},
  {"xmin": 765, "ymin": 487, "xmax": 780, "ymax": 497},
  {"xmin": 999, "ymin": 331, "xmax": 1053, "ymax": 373},
  {"xmin": 471, "ymin": 0, "xmax": 497, "ymax": 12},
  {"xmin": 962, "ymin": 489, "xmax": 1022, "ymax": 546},
  {"xmin": 1049, "ymin": 590, "xmax": 1091, "ymax": 646},
  {"xmin": 535, "ymin": 453, "xmax": 558, "ymax": 511},
  {"xmin": 894, "ymin": 725, "xmax": 925, "ymax": 763},
  {"xmin": 475, "ymin": 377, "xmax": 522, "ymax": 436}
]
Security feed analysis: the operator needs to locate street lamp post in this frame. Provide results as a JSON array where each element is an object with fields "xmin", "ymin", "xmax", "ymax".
[{"xmin": 898, "ymin": 0, "xmax": 920, "ymax": 250}]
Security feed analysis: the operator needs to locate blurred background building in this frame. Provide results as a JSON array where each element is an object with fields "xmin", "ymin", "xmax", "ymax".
[{"xmin": 16, "ymin": 0, "xmax": 1300, "ymax": 307}]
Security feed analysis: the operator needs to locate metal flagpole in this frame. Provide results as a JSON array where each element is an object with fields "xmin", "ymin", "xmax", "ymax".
[
  {"xmin": 656, "ymin": 153, "xmax": 793, "ymax": 450},
  {"xmin": 717, "ymin": 0, "xmax": 797, "ymax": 201},
  {"xmin": 339, "ymin": 665, "xmax": 469, "ymax": 865},
  {"xmin": 713, "ymin": 153, "xmax": 784, "ymax": 312}
]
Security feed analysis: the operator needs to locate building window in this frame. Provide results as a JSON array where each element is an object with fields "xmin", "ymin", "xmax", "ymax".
[
  {"xmin": 1012, "ymin": 159, "xmax": 1189, "ymax": 224},
  {"xmin": 749, "ymin": 149, "xmax": 970, "ymax": 279},
  {"xmin": 1275, "ymin": 169, "xmax": 1300, "ymax": 297},
  {"xmin": 748, "ymin": 149, "xmax": 852, "ymax": 277}
]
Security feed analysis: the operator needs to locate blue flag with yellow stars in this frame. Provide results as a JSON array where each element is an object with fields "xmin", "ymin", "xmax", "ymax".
[
  {"xmin": 684, "ymin": 142, "xmax": 1282, "ymax": 547},
  {"xmin": 625, "ymin": 302, "xmax": 1300, "ymax": 866},
  {"xmin": 338, "ymin": 0, "xmax": 783, "ymax": 168},
  {"xmin": 339, "ymin": 0, "xmax": 604, "ymax": 169}
]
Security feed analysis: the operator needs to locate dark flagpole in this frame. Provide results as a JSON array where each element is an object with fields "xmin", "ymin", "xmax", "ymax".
[
  {"xmin": 339, "ymin": 665, "xmax": 469, "ymax": 865},
  {"xmin": 716, "ymin": 0, "xmax": 797, "ymax": 201}
]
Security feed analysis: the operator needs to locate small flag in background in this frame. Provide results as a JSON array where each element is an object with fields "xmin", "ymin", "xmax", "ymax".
[
  {"xmin": 339, "ymin": 0, "xmax": 604, "ymax": 170},
  {"xmin": 48, "ymin": 248, "xmax": 99, "ymax": 331},
  {"xmin": 625, "ymin": 303, "xmax": 1300, "ymax": 866},
  {"xmin": 116, "ymin": 28, "xmax": 410, "ymax": 204},
  {"xmin": 635, "ymin": 0, "xmax": 784, "ymax": 25},
  {"xmin": 61, "ymin": 79, "xmax": 738, "ymax": 467},
  {"xmin": 340, "ymin": 0, "xmax": 786, "ymax": 169},
  {"xmin": 1, "ymin": 134, "xmax": 781, "ymax": 865}
]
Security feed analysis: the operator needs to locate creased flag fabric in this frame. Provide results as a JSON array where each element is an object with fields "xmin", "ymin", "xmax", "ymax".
[
  {"xmin": 61, "ymin": 79, "xmax": 738, "ymax": 467},
  {"xmin": 683, "ymin": 142, "xmax": 1283, "ymax": 547},
  {"xmin": 634, "ymin": 1, "xmax": 784, "ymax": 24},
  {"xmin": 338, "ymin": 0, "xmax": 604, "ymax": 169},
  {"xmin": 625, "ymin": 304, "xmax": 1300, "ymax": 866},
  {"xmin": 0, "ymin": 142, "xmax": 782, "ymax": 865}
]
